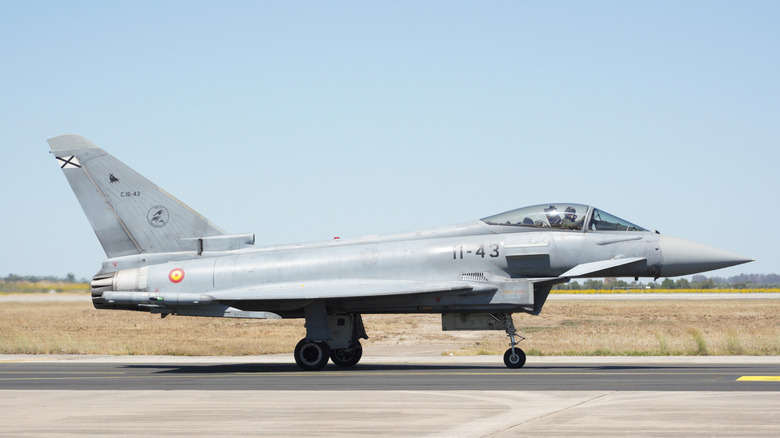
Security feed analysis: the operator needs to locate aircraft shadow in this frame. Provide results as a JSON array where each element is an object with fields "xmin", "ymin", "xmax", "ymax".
[
  {"xmin": 123, "ymin": 363, "xmax": 499, "ymax": 374},
  {"xmin": 121, "ymin": 362, "xmax": 716, "ymax": 374}
]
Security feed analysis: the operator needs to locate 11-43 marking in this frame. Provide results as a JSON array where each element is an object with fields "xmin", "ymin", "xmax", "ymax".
[{"xmin": 453, "ymin": 244, "xmax": 500, "ymax": 259}]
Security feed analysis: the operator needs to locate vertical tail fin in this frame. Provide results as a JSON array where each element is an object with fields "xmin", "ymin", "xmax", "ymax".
[{"xmin": 48, "ymin": 135, "xmax": 225, "ymax": 258}]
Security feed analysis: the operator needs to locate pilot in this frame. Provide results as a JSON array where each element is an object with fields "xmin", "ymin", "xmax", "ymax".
[
  {"xmin": 544, "ymin": 206, "xmax": 562, "ymax": 227},
  {"xmin": 561, "ymin": 206, "xmax": 583, "ymax": 230}
]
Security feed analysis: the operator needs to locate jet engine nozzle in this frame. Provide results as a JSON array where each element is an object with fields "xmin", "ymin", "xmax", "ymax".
[{"xmin": 91, "ymin": 268, "xmax": 148, "ymax": 309}]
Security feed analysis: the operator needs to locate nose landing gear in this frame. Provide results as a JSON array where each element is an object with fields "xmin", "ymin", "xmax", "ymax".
[{"xmin": 501, "ymin": 313, "xmax": 526, "ymax": 368}]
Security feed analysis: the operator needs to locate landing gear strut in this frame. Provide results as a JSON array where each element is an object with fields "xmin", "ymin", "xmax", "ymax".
[{"xmin": 501, "ymin": 313, "xmax": 526, "ymax": 368}]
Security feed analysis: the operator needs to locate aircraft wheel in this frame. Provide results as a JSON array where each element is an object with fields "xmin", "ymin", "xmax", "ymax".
[
  {"xmin": 503, "ymin": 347, "xmax": 526, "ymax": 368},
  {"xmin": 330, "ymin": 342, "xmax": 363, "ymax": 367},
  {"xmin": 294, "ymin": 339, "xmax": 331, "ymax": 371}
]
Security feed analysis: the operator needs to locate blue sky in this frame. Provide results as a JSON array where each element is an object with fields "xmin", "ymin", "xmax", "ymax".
[{"xmin": 1, "ymin": 1, "xmax": 777, "ymax": 280}]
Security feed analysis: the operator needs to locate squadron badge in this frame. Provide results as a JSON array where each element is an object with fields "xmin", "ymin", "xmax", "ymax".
[{"xmin": 147, "ymin": 205, "xmax": 169, "ymax": 228}]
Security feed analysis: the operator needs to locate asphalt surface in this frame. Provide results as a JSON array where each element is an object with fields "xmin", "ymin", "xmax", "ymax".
[
  {"xmin": 1, "ymin": 356, "xmax": 779, "ymax": 437},
  {"xmin": 1, "ymin": 359, "xmax": 779, "ymax": 391}
]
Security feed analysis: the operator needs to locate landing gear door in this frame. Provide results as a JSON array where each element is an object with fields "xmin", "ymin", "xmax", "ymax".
[
  {"xmin": 442, "ymin": 313, "xmax": 506, "ymax": 331},
  {"xmin": 488, "ymin": 278, "xmax": 534, "ymax": 306}
]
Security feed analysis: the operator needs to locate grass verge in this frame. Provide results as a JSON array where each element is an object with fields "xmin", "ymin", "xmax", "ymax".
[{"xmin": 2, "ymin": 299, "xmax": 780, "ymax": 356}]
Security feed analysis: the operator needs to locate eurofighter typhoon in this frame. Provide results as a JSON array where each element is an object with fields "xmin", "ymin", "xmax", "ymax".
[{"xmin": 49, "ymin": 135, "xmax": 752, "ymax": 370}]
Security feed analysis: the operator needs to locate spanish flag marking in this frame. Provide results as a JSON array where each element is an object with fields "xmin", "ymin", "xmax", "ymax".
[{"xmin": 169, "ymin": 268, "xmax": 185, "ymax": 283}]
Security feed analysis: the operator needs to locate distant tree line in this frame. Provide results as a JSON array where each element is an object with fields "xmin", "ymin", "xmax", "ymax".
[
  {"xmin": 555, "ymin": 274, "xmax": 780, "ymax": 290},
  {"xmin": 2, "ymin": 273, "xmax": 86, "ymax": 284}
]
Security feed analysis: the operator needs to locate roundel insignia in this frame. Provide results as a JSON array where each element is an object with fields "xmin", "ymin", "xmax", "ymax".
[{"xmin": 169, "ymin": 268, "xmax": 185, "ymax": 283}]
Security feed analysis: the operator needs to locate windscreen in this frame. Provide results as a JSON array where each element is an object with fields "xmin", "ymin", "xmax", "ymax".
[{"xmin": 589, "ymin": 209, "xmax": 647, "ymax": 232}]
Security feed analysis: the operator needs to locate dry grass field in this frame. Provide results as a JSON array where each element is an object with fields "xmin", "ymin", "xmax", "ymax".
[{"xmin": 2, "ymin": 297, "xmax": 780, "ymax": 357}]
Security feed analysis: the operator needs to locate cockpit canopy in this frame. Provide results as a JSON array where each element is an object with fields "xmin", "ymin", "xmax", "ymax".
[{"xmin": 480, "ymin": 203, "xmax": 647, "ymax": 232}]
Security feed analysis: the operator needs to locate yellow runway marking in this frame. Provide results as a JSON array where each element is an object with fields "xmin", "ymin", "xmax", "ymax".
[{"xmin": 737, "ymin": 376, "xmax": 780, "ymax": 382}]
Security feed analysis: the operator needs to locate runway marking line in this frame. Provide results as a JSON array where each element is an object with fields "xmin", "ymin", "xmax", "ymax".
[
  {"xmin": 0, "ymin": 374, "xmax": 226, "ymax": 382},
  {"xmin": 0, "ymin": 370, "xmax": 738, "ymax": 382},
  {"xmin": 737, "ymin": 376, "xmax": 780, "ymax": 382},
  {"xmin": 0, "ymin": 358, "xmax": 74, "ymax": 363},
  {"xmin": 0, "ymin": 371, "xmax": 123, "ymax": 375}
]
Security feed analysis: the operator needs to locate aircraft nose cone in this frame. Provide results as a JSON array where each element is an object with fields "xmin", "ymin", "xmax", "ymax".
[{"xmin": 658, "ymin": 235, "xmax": 753, "ymax": 277}]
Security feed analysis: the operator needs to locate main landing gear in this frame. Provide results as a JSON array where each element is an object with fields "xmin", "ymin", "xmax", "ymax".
[
  {"xmin": 501, "ymin": 313, "xmax": 526, "ymax": 368},
  {"xmin": 294, "ymin": 310, "xmax": 367, "ymax": 371},
  {"xmin": 330, "ymin": 343, "xmax": 363, "ymax": 367},
  {"xmin": 294, "ymin": 339, "xmax": 331, "ymax": 371},
  {"xmin": 293, "ymin": 339, "xmax": 364, "ymax": 371}
]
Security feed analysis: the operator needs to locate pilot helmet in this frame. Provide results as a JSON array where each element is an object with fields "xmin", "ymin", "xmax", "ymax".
[{"xmin": 565, "ymin": 206, "xmax": 577, "ymax": 221}]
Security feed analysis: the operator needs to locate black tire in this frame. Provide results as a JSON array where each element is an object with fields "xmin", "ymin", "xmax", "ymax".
[
  {"xmin": 503, "ymin": 347, "xmax": 526, "ymax": 368},
  {"xmin": 330, "ymin": 342, "xmax": 363, "ymax": 367},
  {"xmin": 294, "ymin": 339, "xmax": 331, "ymax": 371}
]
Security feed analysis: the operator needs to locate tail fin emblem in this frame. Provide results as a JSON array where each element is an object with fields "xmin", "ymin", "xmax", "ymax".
[
  {"xmin": 109, "ymin": 173, "xmax": 120, "ymax": 183},
  {"xmin": 56, "ymin": 156, "xmax": 81, "ymax": 169},
  {"xmin": 147, "ymin": 206, "xmax": 169, "ymax": 228}
]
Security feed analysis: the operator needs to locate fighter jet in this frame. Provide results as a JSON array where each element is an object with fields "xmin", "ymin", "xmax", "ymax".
[{"xmin": 49, "ymin": 135, "xmax": 752, "ymax": 370}]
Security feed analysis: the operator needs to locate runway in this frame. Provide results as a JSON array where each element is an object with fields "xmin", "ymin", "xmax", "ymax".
[
  {"xmin": 1, "ymin": 359, "xmax": 779, "ymax": 391},
  {"xmin": 1, "ymin": 356, "xmax": 779, "ymax": 437}
]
